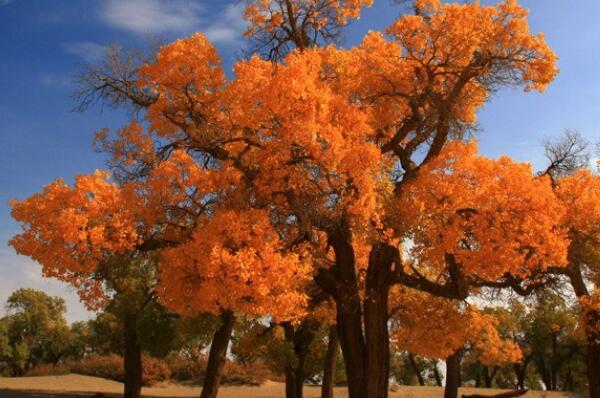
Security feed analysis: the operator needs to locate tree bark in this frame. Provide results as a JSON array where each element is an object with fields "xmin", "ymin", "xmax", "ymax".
[
  {"xmin": 321, "ymin": 325, "xmax": 339, "ymax": 398},
  {"xmin": 444, "ymin": 349, "xmax": 463, "ymax": 398},
  {"xmin": 200, "ymin": 310, "xmax": 235, "ymax": 398},
  {"xmin": 328, "ymin": 228, "xmax": 367, "ymax": 398},
  {"xmin": 283, "ymin": 320, "xmax": 319, "ymax": 398},
  {"xmin": 364, "ymin": 244, "xmax": 395, "ymax": 398},
  {"xmin": 123, "ymin": 315, "xmax": 142, "ymax": 398},
  {"xmin": 408, "ymin": 354, "xmax": 425, "ymax": 386},
  {"xmin": 565, "ymin": 264, "xmax": 600, "ymax": 398}
]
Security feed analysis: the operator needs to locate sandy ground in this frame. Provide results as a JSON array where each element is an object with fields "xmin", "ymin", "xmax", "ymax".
[{"xmin": 0, "ymin": 374, "xmax": 580, "ymax": 398}]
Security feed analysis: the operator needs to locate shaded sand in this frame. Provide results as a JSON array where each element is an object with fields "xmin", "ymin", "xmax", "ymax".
[{"xmin": 0, "ymin": 374, "xmax": 579, "ymax": 398}]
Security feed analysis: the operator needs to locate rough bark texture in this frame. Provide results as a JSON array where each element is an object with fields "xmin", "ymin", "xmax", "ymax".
[
  {"xmin": 200, "ymin": 310, "xmax": 235, "ymax": 398},
  {"xmin": 364, "ymin": 244, "xmax": 395, "ymax": 398},
  {"xmin": 123, "ymin": 316, "xmax": 142, "ymax": 398},
  {"xmin": 329, "ymin": 228, "xmax": 367, "ymax": 398},
  {"xmin": 317, "ymin": 227, "xmax": 399, "ymax": 398},
  {"xmin": 444, "ymin": 349, "xmax": 463, "ymax": 398},
  {"xmin": 321, "ymin": 325, "xmax": 339, "ymax": 398}
]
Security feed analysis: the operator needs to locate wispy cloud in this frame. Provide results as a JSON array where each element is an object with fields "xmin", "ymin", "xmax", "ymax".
[
  {"xmin": 203, "ymin": 2, "xmax": 247, "ymax": 44},
  {"xmin": 99, "ymin": 0, "xmax": 204, "ymax": 35},
  {"xmin": 1, "ymin": 0, "xmax": 14, "ymax": 6},
  {"xmin": 99, "ymin": 0, "xmax": 246, "ymax": 44},
  {"xmin": 61, "ymin": 41, "xmax": 107, "ymax": 63},
  {"xmin": 40, "ymin": 73, "xmax": 71, "ymax": 89}
]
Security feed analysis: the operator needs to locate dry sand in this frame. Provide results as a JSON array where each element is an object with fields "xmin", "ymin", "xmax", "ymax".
[{"xmin": 0, "ymin": 374, "xmax": 579, "ymax": 398}]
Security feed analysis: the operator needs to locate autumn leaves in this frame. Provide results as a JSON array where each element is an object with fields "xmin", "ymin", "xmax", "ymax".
[{"xmin": 8, "ymin": 1, "xmax": 600, "ymax": 398}]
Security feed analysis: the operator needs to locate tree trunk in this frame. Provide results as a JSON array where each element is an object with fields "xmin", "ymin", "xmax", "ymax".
[
  {"xmin": 283, "ymin": 320, "xmax": 319, "ymax": 398},
  {"xmin": 483, "ymin": 366, "xmax": 498, "ymax": 388},
  {"xmin": 329, "ymin": 228, "xmax": 367, "ymax": 398},
  {"xmin": 584, "ymin": 310, "xmax": 600, "ymax": 398},
  {"xmin": 123, "ymin": 316, "xmax": 142, "ymax": 398},
  {"xmin": 566, "ymin": 264, "xmax": 600, "ymax": 398},
  {"xmin": 200, "ymin": 310, "xmax": 235, "ymax": 398},
  {"xmin": 408, "ymin": 354, "xmax": 425, "ymax": 386},
  {"xmin": 364, "ymin": 244, "xmax": 394, "ymax": 398},
  {"xmin": 513, "ymin": 353, "xmax": 532, "ymax": 390},
  {"xmin": 321, "ymin": 325, "xmax": 339, "ymax": 398},
  {"xmin": 444, "ymin": 349, "xmax": 463, "ymax": 398},
  {"xmin": 433, "ymin": 361, "xmax": 443, "ymax": 387}
]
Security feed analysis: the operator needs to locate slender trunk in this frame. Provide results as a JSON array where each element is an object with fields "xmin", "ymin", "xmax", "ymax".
[
  {"xmin": 284, "ymin": 323, "xmax": 299, "ymax": 398},
  {"xmin": 408, "ymin": 354, "xmax": 425, "ymax": 386},
  {"xmin": 584, "ymin": 310, "xmax": 600, "ymax": 398},
  {"xmin": 483, "ymin": 366, "xmax": 498, "ymax": 388},
  {"xmin": 433, "ymin": 361, "xmax": 443, "ymax": 387},
  {"xmin": 364, "ymin": 244, "xmax": 395, "ymax": 398},
  {"xmin": 321, "ymin": 325, "xmax": 339, "ymax": 398},
  {"xmin": 123, "ymin": 315, "xmax": 142, "ymax": 398},
  {"xmin": 513, "ymin": 353, "xmax": 532, "ymax": 390},
  {"xmin": 566, "ymin": 263, "xmax": 600, "ymax": 398},
  {"xmin": 284, "ymin": 320, "xmax": 319, "ymax": 398},
  {"xmin": 444, "ymin": 349, "xmax": 463, "ymax": 398},
  {"xmin": 200, "ymin": 310, "xmax": 235, "ymax": 398},
  {"xmin": 474, "ymin": 370, "xmax": 481, "ymax": 388}
]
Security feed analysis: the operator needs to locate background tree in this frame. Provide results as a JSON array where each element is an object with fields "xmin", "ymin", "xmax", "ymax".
[{"xmin": 0, "ymin": 289, "xmax": 71, "ymax": 376}]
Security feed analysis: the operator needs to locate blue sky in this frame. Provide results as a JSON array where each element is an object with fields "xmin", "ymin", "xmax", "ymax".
[{"xmin": 0, "ymin": 0, "xmax": 598, "ymax": 322}]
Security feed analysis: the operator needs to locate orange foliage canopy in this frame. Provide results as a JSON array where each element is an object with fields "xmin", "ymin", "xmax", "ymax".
[
  {"xmin": 10, "ymin": 1, "xmax": 561, "ymax": 337},
  {"xmin": 391, "ymin": 289, "xmax": 521, "ymax": 365},
  {"xmin": 394, "ymin": 141, "xmax": 568, "ymax": 285}
]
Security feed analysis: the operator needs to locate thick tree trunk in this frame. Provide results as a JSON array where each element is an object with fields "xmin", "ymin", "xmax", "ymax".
[
  {"xmin": 200, "ymin": 310, "xmax": 235, "ymax": 398},
  {"xmin": 321, "ymin": 325, "xmax": 339, "ymax": 398},
  {"xmin": 329, "ymin": 228, "xmax": 367, "ymax": 398},
  {"xmin": 408, "ymin": 354, "xmax": 425, "ymax": 386},
  {"xmin": 364, "ymin": 244, "xmax": 394, "ymax": 398},
  {"xmin": 444, "ymin": 349, "xmax": 463, "ymax": 398},
  {"xmin": 123, "ymin": 316, "xmax": 142, "ymax": 398}
]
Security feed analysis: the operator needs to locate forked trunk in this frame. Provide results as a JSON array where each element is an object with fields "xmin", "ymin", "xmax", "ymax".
[
  {"xmin": 444, "ymin": 349, "xmax": 463, "ymax": 398},
  {"xmin": 200, "ymin": 310, "xmax": 235, "ymax": 398},
  {"xmin": 321, "ymin": 325, "xmax": 339, "ymax": 398},
  {"xmin": 123, "ymin": 316, "xmax": 143, "ymax": 398}
]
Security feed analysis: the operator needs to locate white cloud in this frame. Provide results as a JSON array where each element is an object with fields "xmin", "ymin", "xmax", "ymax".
[
  {"xmin": 99, "ymin": 0, "xmax": 204, "ymax": 35},
  {"xmin": 203, "ymin": 2, "xmax": 247, "ymax": 44},
  {"xmin": 0, "ymin": 247, "xmax": 93, "ymax": 324},
  {"xmin": 99, "ymin": 0, "xmax": 247, "ymax": 44},
  {"xmin": 61, "ymin": 41, "xmax": 107, "ymax": 63}
]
